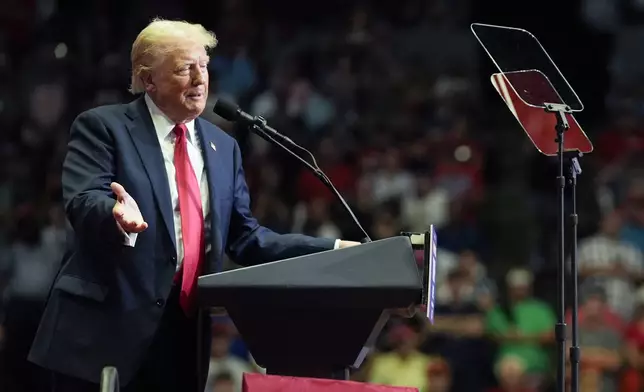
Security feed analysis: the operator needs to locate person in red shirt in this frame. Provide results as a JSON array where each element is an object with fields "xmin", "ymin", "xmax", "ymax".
[
  {"xmin": 565, "ymin": 306, "xmax": 625, "ymax": 335},
  {"xmin": 621, "ymin": 304, "xmax": 644, "ymax": 392}
]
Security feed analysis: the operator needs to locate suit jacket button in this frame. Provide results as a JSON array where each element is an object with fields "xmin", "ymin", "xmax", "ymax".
[{"xmin": 156, "ymin": 299, "xmax": 164, "ymax": 307}]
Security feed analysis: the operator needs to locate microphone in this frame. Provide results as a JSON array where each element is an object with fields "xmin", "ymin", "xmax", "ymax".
[
  {"xmin": 213, "ymin": 99, "xmax": 295, "ymax": 145},
  {"xmin": 213, "ymin": 98, "xmax": 372, "ymax": 243}
]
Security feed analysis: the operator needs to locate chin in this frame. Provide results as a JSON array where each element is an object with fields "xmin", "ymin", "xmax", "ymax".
[{"xmin": 184, "ymin": 102, "xmax": 206, "ymax": 116}]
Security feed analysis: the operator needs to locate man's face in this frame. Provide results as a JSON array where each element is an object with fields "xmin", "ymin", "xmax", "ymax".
[
  {"xmin": 601, "ymin": 211, "xmax": 622, "ymax": 237},
  {"xmin": 145, "ymin": 40, "xmax": 209, "ymax": 123},
  {"xmin": 508, "ymin": 284, "xmax": 530, "ymax": 301}
]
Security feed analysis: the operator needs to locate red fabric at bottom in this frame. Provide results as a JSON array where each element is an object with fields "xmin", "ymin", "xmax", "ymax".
[{"xmin": 243, "ymin": 373, "xmax": 419, "ymax": 392}]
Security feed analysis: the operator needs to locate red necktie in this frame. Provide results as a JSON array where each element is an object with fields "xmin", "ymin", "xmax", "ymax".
[{"xmin": 173, "ymin": 123, "xmax": 205, "ymax": 315}]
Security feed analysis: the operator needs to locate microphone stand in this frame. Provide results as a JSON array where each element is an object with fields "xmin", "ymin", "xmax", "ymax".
[
  {"xmin": 568, "ymin": 152, "xmax": 582, "ymax": 392},
  {"xmin": 247, "ymin": 116, "xmax": 372, "ymax": 243}
]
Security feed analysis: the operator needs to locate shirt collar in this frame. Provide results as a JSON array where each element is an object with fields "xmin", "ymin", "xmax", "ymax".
[{"xmin": 144, "ymin": 94, "xmax": 196, "ymax": 143}]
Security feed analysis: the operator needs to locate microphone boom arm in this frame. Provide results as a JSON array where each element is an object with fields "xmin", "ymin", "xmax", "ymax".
[{"xmin": 247, "ymin": 116, "xmax": 372, "ymax": 243}]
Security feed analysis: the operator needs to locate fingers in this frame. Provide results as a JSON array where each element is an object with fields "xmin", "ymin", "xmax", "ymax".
[
  {"xmin": 112, "ymin": 183, "xmax": 146, "ymax": 234},
  {"xmin": 116, "ymin": 217, "xmax": 149, "ymax": 233},
  {"xmin": 338, "ymin": 240, "xmax": 361, "ymax": 249},
  {"xmin": 113, "ymin": 205, "xmax": 148, "ymax": 233},
  {"xmin": 111, "ymin": 182, "xmax": 128, "ymax": 200},
  {"xmin": 130, "ymin": 221, "xmax": 149, "ymax": 233}
]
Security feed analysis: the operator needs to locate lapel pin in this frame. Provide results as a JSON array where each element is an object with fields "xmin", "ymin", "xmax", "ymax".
[{"xmin": 210, "ymin": 141, "xmax": 216, "ymax": 151}]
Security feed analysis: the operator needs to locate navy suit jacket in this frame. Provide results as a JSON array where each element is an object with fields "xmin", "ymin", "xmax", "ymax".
[{"xmin": 28, "ymin": 96, "xmax": 335, "ymax": 385}]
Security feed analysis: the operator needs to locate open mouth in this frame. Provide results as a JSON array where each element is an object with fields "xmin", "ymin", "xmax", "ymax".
[{"xmin": 186, "ymin": 92, "xmax": 203, "ymax": 99}]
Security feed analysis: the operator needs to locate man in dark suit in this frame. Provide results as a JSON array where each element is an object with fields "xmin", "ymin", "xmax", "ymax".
[{"xmin": 28, "ymin": 18, "xmax": 359, "ymax": 392}]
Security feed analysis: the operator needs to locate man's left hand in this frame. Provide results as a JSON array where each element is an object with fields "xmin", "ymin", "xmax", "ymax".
[{"xmin": 338, "ymin": 240, "xmax": 361, "ymax": 248}]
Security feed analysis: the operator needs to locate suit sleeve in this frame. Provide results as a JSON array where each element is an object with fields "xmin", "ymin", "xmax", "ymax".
[
  {"xmin": 62, "ymin": 110, "xmax": 123, "ymax": 250},
  {"xmin": 225, "ymin": 140, "xmax": 335, "ymax": 265}
]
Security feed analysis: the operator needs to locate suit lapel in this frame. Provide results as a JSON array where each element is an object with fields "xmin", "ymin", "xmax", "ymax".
[
  {"xmin": 124, "ymin": 96, "xmax": 177, "ymax": 252},
  {"xmin": 196, "ymin": 118, "xmax": 223, "ymax": 272}
]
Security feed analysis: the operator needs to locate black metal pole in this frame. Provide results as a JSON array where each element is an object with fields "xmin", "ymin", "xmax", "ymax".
[
  {"xmin": 546, "ymin": 103, "xmax": 571, "ymax": 392},
  {"xmin": 556, "ymin": 119, "xmax": 566, "ymax": 392},
  {"xmin": 569, "ymin": 154, "xmax": 582, "ymax": 392}
]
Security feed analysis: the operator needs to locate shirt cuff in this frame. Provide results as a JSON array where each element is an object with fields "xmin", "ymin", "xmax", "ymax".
[
  {"xmin": 116, "ymin": 222, "xmax": 138, "ymax": 247},
  {"xmin": 334, "ymin": 239, "xmax": 341, "ymax": 250},
  {"xmin": 125, "ymin": 232, "xmax": 138, "ymax": 247}
]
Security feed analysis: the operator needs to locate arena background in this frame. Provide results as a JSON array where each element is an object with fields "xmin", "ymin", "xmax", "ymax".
[{"xmin": 2, "ymin": 0, "xmax": 644, "ymax": 391}]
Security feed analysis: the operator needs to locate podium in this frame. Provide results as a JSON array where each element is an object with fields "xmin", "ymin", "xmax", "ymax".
[{"xmin": 198, "ymin": 236, "xmax": 423, "ymax": 380}]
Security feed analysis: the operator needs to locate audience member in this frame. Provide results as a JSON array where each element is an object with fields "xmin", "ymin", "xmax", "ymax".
[
  {"xmin": 206, "ymin": 324, "xmax": 255, "ymax": 391},
  {"xmin": 578, "ymin": 210, "xmax": 644, "ymax": 320},
  {"xmin": 486, "ymin": 269, "xmax": 555, "ymax": 386},
  {"xmin": 571, "ymin": 285, "xmax": 622, "ymax": 392},
  {"xmin": 366, "ymin": 322, "xmax": 434, "ymax": 392}
]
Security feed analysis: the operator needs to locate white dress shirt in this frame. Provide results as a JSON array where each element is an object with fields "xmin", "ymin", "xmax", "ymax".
[
  {"xmin": 125, "ymin": 95, "xmax": 211, "ymax": 270},
  {"xmin": 124, "ymin": 95, "xmax": 340, "ymax": 267}
]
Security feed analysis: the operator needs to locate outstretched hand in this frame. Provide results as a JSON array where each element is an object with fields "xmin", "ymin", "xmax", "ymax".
[{"xmin": 111, "ymin": 182, "xmax": 148, "ymax": 233}]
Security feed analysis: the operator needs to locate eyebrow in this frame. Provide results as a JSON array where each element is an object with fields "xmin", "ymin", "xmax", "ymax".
[{"xmin": 175, "ymin": 56, "xmax": 210, "ymax": 66}]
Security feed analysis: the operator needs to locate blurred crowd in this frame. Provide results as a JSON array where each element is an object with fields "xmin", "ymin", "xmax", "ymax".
[{"xmin": 3, "ymin": 0, "xmax": 644, "ymax": 391}]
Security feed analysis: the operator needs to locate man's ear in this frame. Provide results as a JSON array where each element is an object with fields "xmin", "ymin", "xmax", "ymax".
[{"xmin": 143, "ymin": 73, "xmax": 155, "ymax": 93}]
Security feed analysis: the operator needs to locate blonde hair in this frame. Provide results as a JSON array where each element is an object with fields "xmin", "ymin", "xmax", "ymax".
[{"xmin": 129, "ymin": 18, "xmax": 218, "ymax": 94}]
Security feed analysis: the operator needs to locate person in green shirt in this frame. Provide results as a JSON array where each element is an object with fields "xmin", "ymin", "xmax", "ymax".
[{"xmin": 486, "ymin": 268, "xmax": 556, "ymax": 380}]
